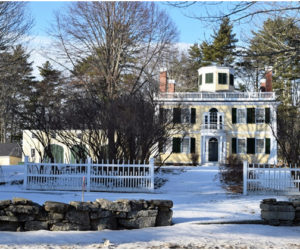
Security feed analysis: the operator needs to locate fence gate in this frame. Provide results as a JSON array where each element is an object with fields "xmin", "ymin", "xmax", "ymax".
[
  {"xmin": 243, "ymin": 161, "xmax": 300, "ymax": 195},
  {"xmin": 24, "ymin": 157, "xmax": 154, "ymax": 193}
]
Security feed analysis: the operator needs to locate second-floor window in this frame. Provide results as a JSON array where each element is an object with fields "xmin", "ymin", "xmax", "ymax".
[
  {"xmin": 173, "ymin": 108, "xmax": 196, "ymax": 124},
  {"xmin": 237, "ymin": 109, "xmax": 246, "ymax": 123},
  {"xmin": 232, "ymin": 107, "xmax": 270, "ymax": 124}
]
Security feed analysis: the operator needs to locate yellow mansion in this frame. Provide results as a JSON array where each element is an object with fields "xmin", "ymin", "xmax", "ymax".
[{"xmin": 155, "ymin": 65, "xmax": 278, "ymax": 165}]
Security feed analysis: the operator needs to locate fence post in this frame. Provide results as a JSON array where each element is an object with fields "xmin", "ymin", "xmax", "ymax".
[
  {"xmin": 243, "ymin": 160, "xmax": 248, "ymax": 195},
  {"xmin": 149, "ymin": 158, "xmax": 154, "ymax": 191},
  {"xmin": 23, "ymin": 156, "xmax": 29, "ymax": 190},
  {"xmin": 87, "ymin": 157, "xmax": 91, "ymax": 192}
]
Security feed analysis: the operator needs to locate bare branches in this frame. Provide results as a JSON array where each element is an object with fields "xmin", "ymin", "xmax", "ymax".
[{"xmin": 50, "ymin": 2, "xmax": 178, "ymax": 99}]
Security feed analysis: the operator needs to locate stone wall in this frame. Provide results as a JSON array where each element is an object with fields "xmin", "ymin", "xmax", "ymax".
[
  {"xmin": 0, "ymin": 198, "xmax": 173, "ymax": 231},
  {"xmin": 260, "ymin": 198, "xmax": 300, "ymax": 226}
]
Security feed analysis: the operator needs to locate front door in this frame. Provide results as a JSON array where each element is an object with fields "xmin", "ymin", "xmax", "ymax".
[{"xmin": 208, "ymin": 138, "xmax": 218, "ymax": 162}]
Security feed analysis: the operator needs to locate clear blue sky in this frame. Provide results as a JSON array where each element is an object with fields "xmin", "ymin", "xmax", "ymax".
[{"xmin": 28, "ymin": 1, "xmax": 236, "ymax": 45}]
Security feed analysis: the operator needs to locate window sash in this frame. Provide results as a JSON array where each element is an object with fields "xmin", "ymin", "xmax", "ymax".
[
  {"xmin": 182, "ymin": 138, "xmax": 190, "ymax": 153},
  {"xmin": 205, "ymin": 73, "xmax": 213, "ymax": 84},
  {"xmin": 256, "ymin": 139, "xmax": 265, "ymax": 153},
  {"xmin": 237, "ymin": 109, "xmax": 246, "ymax": 123},
  {"xmin": 237, "ymin": 139, "xmax": 246, "ymax": 154},
  {"xmin": 218, "ymin": 73, "xmax": 227, "ymax": 84},
  {"xmin": 181, "ymin": 108, "xmax": 190, "ymax": 123},
  {"xmin": 256, "ymin": 108, "xmax": 265, "ymax": 123}
]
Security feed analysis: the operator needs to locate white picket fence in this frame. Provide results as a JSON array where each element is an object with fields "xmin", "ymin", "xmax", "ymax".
[
  {"xmin": 243, "ymin": 161, "xmax": 300, "ymax": 195},
  {"xmin": 24, "ymin": 157, "xmax": 154, "ymax": 193}
]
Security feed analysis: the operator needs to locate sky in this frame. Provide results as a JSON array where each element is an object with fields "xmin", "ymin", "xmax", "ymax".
[
  {"xmin": 28, "ymin": 1, "xmax": 213, "ymax": 44},
  {"xmin": 26, "ymin": 1, "xmax": 260, "ymax": 78}
]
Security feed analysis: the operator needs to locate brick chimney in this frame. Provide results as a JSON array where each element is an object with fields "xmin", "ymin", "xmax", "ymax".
[
  {"xmin": 168, "ymin": 79, "xmax": 175, "ymax": 93},
  {"xmin": 265, "ymin": 68, "xmax": 272, "ymax": 92},
  {"xmin": 159, "ymin": 68, "xmax": 175, "ymax": 93},
  {"xmin": 260, "ymin": 67, "xmax": 272, "ymax": 92},
  {"xmin": 159, "ymin": 68, "xmax": 168, "ymax": 92}
]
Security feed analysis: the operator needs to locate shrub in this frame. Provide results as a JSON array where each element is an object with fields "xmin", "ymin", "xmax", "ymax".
[
  {"xmin": 190, "ymin": 153, "xmax": 199, "ymax": 166},
  {"xmin": 218, "ymin": 155, "xmax": 243, "ymax": 193}
]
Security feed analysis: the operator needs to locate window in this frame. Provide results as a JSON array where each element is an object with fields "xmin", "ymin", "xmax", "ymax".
[
  {"xmin": 182, "ymin": 138, "xmax": 190, "ymax": 153},
  {"xmin": 31, "ymin": 148, "xmax": 35, "ymax": 158},
  {"xmin": 256, "ymin": 108, "xmax": 265, "ymax": 123},
  {"xmin": 256, "ymin": 139, "xmax": 264, "ymax": 153},
  {"xmin": 237, "ymin": 109, "xmax": 246, "ymax": 123},
  {"xmin": 205, "ymin": 73, "xmax": 213, "ymax": 84},
  {"xmin": 230, "ymin": 74, "xmax": 234, "ymax": 86},
  {"xmin": 199, "ymin": 74, "xmax": 202, "ymax": 85},
  {"xmin": 237, "ymin": 139, "xmax": 246, "ymax": 154},
  {"xmin": 181, "ymin": 108, "xmax": 190, "ymax": 123},
  {"xmin": 218, "ymin": 73, "xmax": 227, "ymax": 84}
]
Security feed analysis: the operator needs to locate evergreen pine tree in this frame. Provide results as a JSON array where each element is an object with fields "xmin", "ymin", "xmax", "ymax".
[{"xmin": 201, "ymin": 17, "xmax": 238, "ymax": 66}]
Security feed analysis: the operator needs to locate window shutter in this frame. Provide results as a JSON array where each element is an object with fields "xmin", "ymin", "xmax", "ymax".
[
  {"xmin": 199, "ymin": 75, "xmax": 202, "ymax": 85},
  {"xmin": 173, "ymin": 108, "xmax": 181, "ymax": 124},
  {"xmin": 265, "ymin": 108, "xmax": 270, "ymax": 123},
  {"xmin": 190, "ymin": 138, "xmax": 196, "ymax": 153},
  {"xmin": 159, "ymin": 108, "xmax": 164, "ymax": 123},
  {"xmin": 265, "ymin": 138, "xmax": 270, "ymax": 154},
  {"xmin": 191, "ymin": 108, "xmax": 196, "ymax": 124},
  {"xmin": 232, "ymin": 138, "xmax": 237, "ymax": 154},
  {"xmin": 247, "ymin": 138, "xmax": 255, "ymax": 154},
  {"xmin": 230, "ymin": 74, "xmax": 234, "ymax": 86},
  {"xmin": 232, "ymin": 108, "xmax": 237, "ymax": 124},
  {"xmin": 247, "ymin": 108, "xmax": 255, "ymax": 124},
  {"xmin": 172, "ymin": 138, "xmax": 181, "ymax": 153},
  {"xmin": 158, "ymin": 140, "xmax": 163, "ymax": 153}
]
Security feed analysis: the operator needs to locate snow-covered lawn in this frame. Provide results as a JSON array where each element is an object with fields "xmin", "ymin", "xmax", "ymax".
[{"xmin": 0, "ymin": 165, "xmax": 299, "ymax": 249}]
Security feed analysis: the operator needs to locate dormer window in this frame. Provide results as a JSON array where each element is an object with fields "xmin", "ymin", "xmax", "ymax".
[
  {"xmin": 218, "ymin": 73, "xmax": 227, "ymax": 84},
  {"xmin": 205, "ymin": 73, "xmax": 213, "ymax": 84}
]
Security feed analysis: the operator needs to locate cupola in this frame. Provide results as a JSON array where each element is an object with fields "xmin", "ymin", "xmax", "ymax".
[{"xmin": 198, "ymin": 66, "xmax": 235, "ymax": 92}]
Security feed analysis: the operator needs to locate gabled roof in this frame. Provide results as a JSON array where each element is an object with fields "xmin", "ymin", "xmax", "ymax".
[{"xmin": 0, "ymin": 143, "xmax": 22, "ymax": 158}]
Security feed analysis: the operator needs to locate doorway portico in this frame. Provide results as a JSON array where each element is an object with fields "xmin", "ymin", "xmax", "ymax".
[{"xmin": 200, "ymin": 133, "xmax": 226, "ymax": 165}]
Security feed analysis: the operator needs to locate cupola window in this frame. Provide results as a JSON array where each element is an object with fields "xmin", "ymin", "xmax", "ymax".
[
  {"xmin": 218, "ymin": 73, "xmax": 227, "ymax": 84},
  {"xmin": 205, "ymin": 73, "xmax": 213, "ymax": 84}
]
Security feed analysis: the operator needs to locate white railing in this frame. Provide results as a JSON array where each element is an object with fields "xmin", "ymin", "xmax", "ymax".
[
  {"xmin": 200, "ymin": 123, "xmax": 226, "ymax": 130},
  {"xmin": 156, "ymin": 92, "xmax": 276, "ymax": 101},
  {"xmin": 24, "ymin": 157, "xmax": 154, "ymax": 193},
  {"xmin": 243, "ymin": 161, "xmax": 300, "ymax": 195}
]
